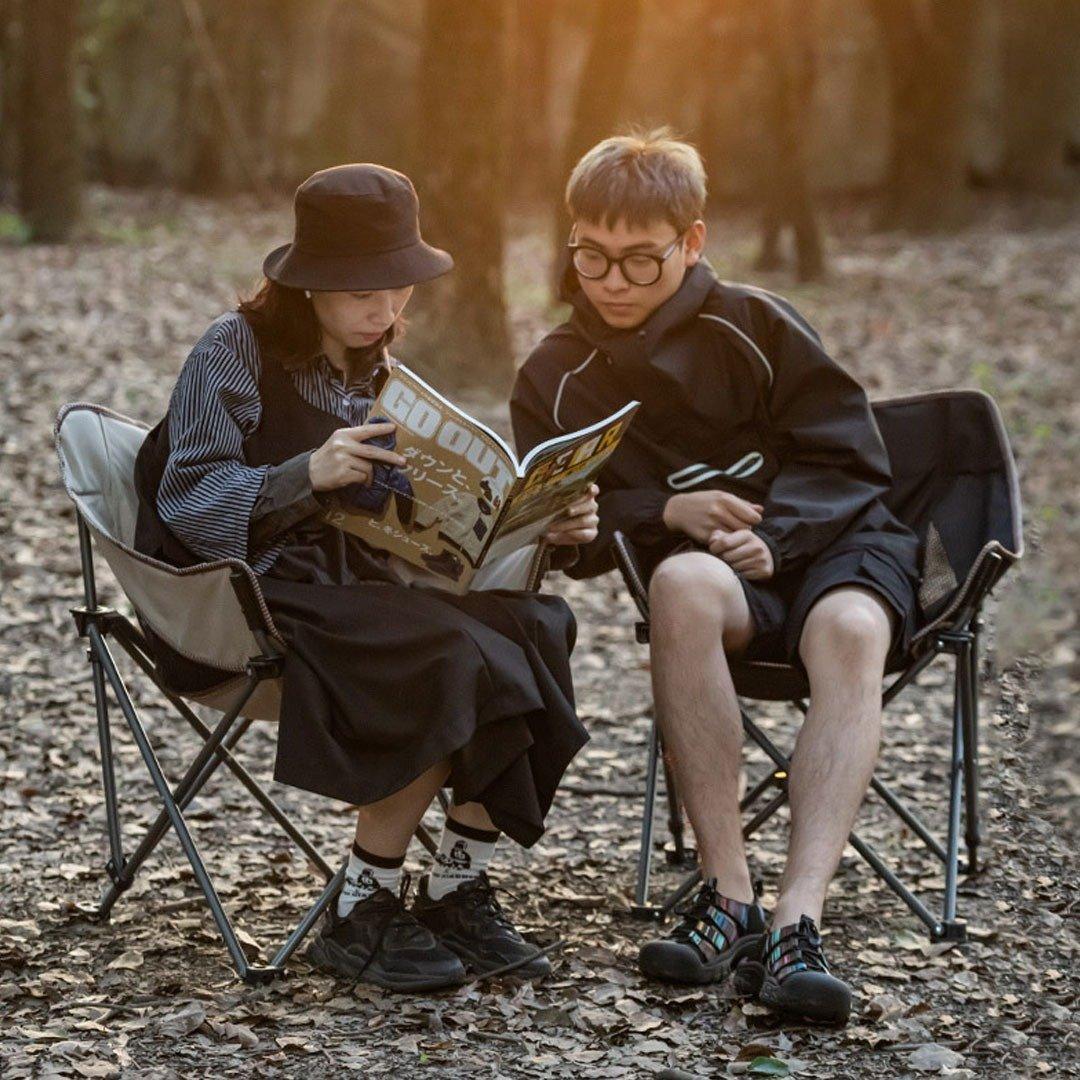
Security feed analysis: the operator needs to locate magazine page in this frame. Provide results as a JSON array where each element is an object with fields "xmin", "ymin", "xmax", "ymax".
[
  {"xmin": 322, "ymin": 365, "xmax": 520, "ymax": 589},
  {"xmin": 480, "ymin": 400, "xmax": 640, "ymax": 566}
]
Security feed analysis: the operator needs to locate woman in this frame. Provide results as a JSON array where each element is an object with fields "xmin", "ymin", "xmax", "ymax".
[{"xmin": 133, "ymin": 164, "xmax": 597, "ymax": 991}]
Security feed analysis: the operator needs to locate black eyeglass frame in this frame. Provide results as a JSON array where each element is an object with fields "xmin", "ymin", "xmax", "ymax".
[{"xmin": 567, "ymin": 231, "xmax": 687, "ymax": 287}]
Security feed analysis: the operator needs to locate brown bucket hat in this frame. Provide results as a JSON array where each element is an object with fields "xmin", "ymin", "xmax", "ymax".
[{"xmin": 263, "ymin": 164, "xmax": 453, "ymax": 292}]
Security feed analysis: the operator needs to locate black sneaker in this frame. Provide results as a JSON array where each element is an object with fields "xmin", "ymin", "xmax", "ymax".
[
  {"xmin": 412, "ymin": 873, "xmax": 552, "ymax": 980},
  {"xmin": 306, "ymin": 878, "xmax": 466, "ymax": 992},
  {"xmin": 638, "ymin": 879, "xmax": 767, "ymax": 985},
  {"xmin": 739, "ymin": 915, "xmax": 852, "ymax": 1024}
]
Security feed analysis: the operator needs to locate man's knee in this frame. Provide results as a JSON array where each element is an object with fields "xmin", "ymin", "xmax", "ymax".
[
  {"xmin": 800, "ymin": 588, "xmax": 892, "ymax": 668},
  {"xmin": 649, "ymin": 553, "xmax": 743, "ymax": 626}
]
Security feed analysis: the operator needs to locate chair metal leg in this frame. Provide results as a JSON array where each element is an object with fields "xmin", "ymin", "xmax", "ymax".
[
  {"xmin": 89, "ymin": 644, "xmax": 127, "ymax": 886},
  {"xmin": 76, "ymin": 517, "xmax": 127, "ymax": 883},
  {"xmin": 741, "ymin": 707, "xmax": 966, "ymax": 942},
  {"xmin": 267, "ymin": 865, "xmax": 347, "ymax": 977},
  {"xmin": 95, "ymin": 656, "xmax": 260, "ymax": 919},
  {"xmin": 961, "ymin": 623, "xmax": 981, "ymax": 874},
  {"xmin": 631, "ymin": 721, "xmax": 662, "ymax": 916},
  {"xmin": 941, "ymin": 641, "xmax": 967, "ymax": 932},
  {"xmin": 661, "ymin": 755, "xmax": 691, "ymax": 864},
  {"xmin": 110, "ymin": 619, "xmax": 335, "ymax": 879},
  {"xmin": 90, "ymin": 626, "xmax": 263, "ymax": 980}
]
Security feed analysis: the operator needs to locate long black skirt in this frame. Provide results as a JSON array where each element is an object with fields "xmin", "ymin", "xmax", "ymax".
[{"xmin": 258, "ymin": 548, "xmax": 588, "ymax": 848}]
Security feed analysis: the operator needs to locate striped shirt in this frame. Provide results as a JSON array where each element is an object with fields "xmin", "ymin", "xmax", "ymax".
[{"xmin": 157, "ymin": 311, "xmax": 384, "ymax": 572}]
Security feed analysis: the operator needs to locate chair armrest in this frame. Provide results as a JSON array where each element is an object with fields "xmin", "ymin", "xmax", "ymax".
[
  {"xmin": 911, "ymin": 541, "xmax": 1019, "ymax": 651},
  {"xmin": 612, "ymin": 530, "xmax": 651, "ymax": 621}
]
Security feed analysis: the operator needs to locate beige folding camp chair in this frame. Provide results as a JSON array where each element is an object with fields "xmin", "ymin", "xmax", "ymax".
[{"xmin": 55, "ymin": 402, "xmax": 544, "ymax": 983}]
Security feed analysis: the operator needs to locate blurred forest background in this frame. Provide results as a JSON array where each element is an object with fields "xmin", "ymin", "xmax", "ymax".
[
  {"xmin": 2, "ymin": 0, "xmax": 1079, "ymax": 378},
  {"xmin": 2, "ymin": 4, "xmax": 1079, "ymax": 1074}
]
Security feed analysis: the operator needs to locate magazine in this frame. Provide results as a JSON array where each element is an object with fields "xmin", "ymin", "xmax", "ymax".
[{"xmin": 322, "ymin": 364, "xmax": 639, "ymax": 592}]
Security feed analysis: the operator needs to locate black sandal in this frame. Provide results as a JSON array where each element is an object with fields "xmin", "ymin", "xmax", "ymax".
[{"xmin": 736, "ymin": 914, "xmax": 852, "ymax": 1024}]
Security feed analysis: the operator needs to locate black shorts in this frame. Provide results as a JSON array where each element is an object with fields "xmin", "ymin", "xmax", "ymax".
[{"xmin": 739, "ymin": 542, "xmax": 918, "ymax": 670}]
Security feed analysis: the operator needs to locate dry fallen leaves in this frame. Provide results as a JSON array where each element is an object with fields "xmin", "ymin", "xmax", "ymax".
[{"xmin": 0, "ymin": 187, "xmax": 1077, "ymax": 1078}]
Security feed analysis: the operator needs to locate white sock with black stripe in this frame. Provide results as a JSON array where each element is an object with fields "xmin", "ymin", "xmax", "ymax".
[
  {"xmin": 337, "ymin": 841, "xmax": 404, "ymax": 918},
  {"xmin": 426, "ymin": 817, "xmax": 500, "ymax": 901}
]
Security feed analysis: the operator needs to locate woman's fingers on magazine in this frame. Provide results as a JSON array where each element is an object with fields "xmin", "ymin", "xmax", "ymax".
[
  {"xmin": 351, "ymin": 443, "xmax": 408, "ymax": 467},
  {"xmin": 345, "ymin": 421, "xmax": 396, "ymax": 440}
]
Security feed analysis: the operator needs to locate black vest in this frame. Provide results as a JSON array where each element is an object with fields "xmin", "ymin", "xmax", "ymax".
[
  {"xmin": 132, "ymin": 335, "xmax": 387, "ymax": 691},
  {"xmin": 134, "ymin": 341, "xmax": 386, "ymax": 567}
]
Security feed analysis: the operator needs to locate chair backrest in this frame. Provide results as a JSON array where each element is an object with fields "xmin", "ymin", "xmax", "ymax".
[
  {"xmin": 871, "ymin": 390, "xmax": 1023, "ymax": 620},
  {"xmin": 55, "ymin": 403, "xmax": 277, "ymax": 677},
  {"xmin": 55, "ymin": 403, "xmax": 147, "ymax": 547}
]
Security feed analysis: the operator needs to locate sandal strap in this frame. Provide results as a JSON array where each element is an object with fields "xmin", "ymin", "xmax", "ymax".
[
  {"xmin": 764, "ymin": 916, "xmax": 830, "ymax": 981},
  {"xmin": 674, "ymin": 884, "xmax": 755, "ymax": 962}
]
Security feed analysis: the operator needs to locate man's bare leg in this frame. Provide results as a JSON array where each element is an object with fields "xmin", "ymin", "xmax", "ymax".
[
  {"xmin": 648, "ymin": 552, "xmax": 756, "ymax": 902},
  {"xmin": 770, "ymin": 587, "xmax": 892, "ymax": 928}
]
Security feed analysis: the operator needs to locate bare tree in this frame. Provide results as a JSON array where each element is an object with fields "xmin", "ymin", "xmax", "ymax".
[
  {"xmin": 510, "ymin": 0, "xmax": 555, "ymax": 201},
  {"xmin": 18, "ymin": 0, "xmax": 80, "ymax": 240},
  {"xmin": 1001, "ymin": 0, "xmax": 1080, "ymax": 193},
  {"xmin": 755, "ymin": 0, "xmax": 825, "ymax": 280},
  {"xmin": 552, "ymin": 0, "xmax": 643, "ymax": 270},
  {"xmin": 417, "ymin": 0, "xmax": 511, "ymax": 386},
  {"xmin": 869, "ymin": 0, "xmax": 980, "ymax": 231}
]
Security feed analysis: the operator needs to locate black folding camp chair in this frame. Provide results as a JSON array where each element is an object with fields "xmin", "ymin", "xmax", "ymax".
[
  {"xmin": 55, "ymin": 402, "xmax": 545, "ymax": 983},
  {"xmin": 611, "ymin": 390, "xmax": 1023, "ymax": 943}
]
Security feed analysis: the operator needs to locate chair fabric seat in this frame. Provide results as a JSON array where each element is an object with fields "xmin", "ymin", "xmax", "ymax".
[{"xmin": 729, "ymin": 661, "xmax": 809, "ymax": 702}]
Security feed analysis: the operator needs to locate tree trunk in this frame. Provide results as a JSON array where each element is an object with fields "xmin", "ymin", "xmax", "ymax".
[
  {"xmin": 870, "ymin": 0, "xmax": 979, "ymax": 231},
  {"xmin": 0, "ymin": 0, "xmax": 21, "ymax": 200},
  {"xmin": 1000, "ymin": 0, "xmax": 1080, "ymax": 192},
  {"xmin": 18, "ymin": 0, "xmax": 80, "ymax": 241},
  {"xmin": 510, "ymin": 0, "xmax": 555, "ymax": 201},
  {"xmin": 551, "ymin": 0, "xmax": 643, "ymax": 270},
  {"xmin": 754, "ymin": 0, "xmax": 826, "ymax": 280},
  {"xmin": 416, "ymin": 0, "xmax": 511, "ymax": 388}
]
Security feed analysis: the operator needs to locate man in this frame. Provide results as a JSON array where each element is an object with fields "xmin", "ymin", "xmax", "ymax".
[{"xmin": 511, "ymin": 130, "xmax": 920, "ymax": 1024}]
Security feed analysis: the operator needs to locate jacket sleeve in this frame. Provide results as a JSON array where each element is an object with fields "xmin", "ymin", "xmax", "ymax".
[
  {"xmin": 249, "ymin": 450, "xmax": 325, "ymax": 551},
  {"xmin": 510, "ymin": 361, "xmax": 671, "ymax": 579},
  {"xmin": 747, "ymin": 299, "xmax": 892, "ymax": 574}
]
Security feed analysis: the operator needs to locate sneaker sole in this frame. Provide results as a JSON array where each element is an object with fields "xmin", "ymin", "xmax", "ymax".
[
  {"xmin": 758, "ymin": 974, "xmax": 852, "ymax": 1025},
  {"xmin": 639, "ymin": 933, "xmax": 764, "ymax": 986},
  {"xmin": 306, "ymin": 936, "xmax": 466, "ymax": 992},
  {"xmin": 443, "ymin": 939, "xmax": 552, "ymax": 980}
]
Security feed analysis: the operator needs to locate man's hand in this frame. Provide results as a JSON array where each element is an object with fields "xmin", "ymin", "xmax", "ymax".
[
  {"xmin": 544, "ymin": 484, "xmax": 599, "ymax": 547},
  {"xmin": 709, "ymin": 529, "xmax": 775, "ymax": 580},
  {"xmin": 662, "ymin": 490, "xmax": 764, "ymax": 544}
]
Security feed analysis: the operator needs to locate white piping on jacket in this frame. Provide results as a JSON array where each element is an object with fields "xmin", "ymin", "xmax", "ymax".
[
  {"xmin": 552, "ymin": 348, "xmax": 598, "ymax": 431},
  {"xmin": 698, "ymin": 313, "xmax": 774, "ymax": 388}
]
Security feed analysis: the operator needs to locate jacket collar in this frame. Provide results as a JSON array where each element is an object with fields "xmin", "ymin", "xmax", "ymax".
[{"xmin": 564, "ymin": 259, "xmax": 720, "ymax": 366}]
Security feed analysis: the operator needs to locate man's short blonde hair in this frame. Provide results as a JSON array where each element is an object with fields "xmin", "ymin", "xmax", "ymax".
[{"xmin": 566, "ymin": 128, "xmax": 707, "ymax": 233}]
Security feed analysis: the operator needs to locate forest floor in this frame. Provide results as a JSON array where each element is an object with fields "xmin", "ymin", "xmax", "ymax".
[{"xmin": 1, "ymin": 187, "xmax": 1077, "ymax": 1078}]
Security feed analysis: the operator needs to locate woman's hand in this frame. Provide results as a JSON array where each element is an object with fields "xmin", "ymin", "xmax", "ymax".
[
  {"xmin": 708, "ymin": 528, "xmax": 775, "ymax": 580},
  {"xmin": 308, "ymin": 422, "xmax": 407, "ymax": 492},
  {"xmin": 544, "ymin": 484, "xmax": 600, "ymax": 547},
  {"xmin": 662, "ymin": 490, "xmax": 763, "ymax": 544}
]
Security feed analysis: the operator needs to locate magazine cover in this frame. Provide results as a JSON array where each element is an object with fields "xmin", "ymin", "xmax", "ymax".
[{"xmin": 322, "ymin": 364, "xmax": 639, "ymax": 591}]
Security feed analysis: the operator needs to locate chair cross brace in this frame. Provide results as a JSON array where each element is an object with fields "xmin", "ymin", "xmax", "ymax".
[
  {"xmin": 628, "ymin": 622, "xmax": 979, "ymax": 943},
  {"xmin": 71, "ymin": 515, "xmax": 436, "ymax": 983},
  {"xmin": 618, "ymin": 517, "xmax": 985, "ymax": 945}
]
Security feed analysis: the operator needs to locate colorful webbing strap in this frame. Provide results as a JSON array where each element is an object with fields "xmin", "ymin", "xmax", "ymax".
[{"xmin": 765, "ymin": 917, "xmax": 830, "ymax": 982}]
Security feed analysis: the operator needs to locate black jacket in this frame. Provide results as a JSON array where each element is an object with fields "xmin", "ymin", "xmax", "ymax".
[{"xmin": 511, "ymin": 260, "xmax": 918, "ymax": 581}]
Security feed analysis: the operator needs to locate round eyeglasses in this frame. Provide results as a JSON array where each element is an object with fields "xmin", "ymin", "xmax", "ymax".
[{"xmin": 567, "ymin": 232, "xmax": 685, "ymax": 287}]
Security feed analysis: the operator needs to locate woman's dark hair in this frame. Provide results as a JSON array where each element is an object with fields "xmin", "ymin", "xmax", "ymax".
[{"xmin": 237, "ymin": 279, "xmax": 400, "ymax": 369}]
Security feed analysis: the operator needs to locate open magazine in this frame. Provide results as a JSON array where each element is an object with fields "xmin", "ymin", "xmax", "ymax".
[{"xmin": 322, "ymin": 364, "xmax": 639, "ymax": 593}]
